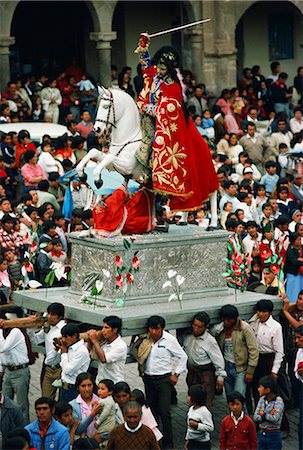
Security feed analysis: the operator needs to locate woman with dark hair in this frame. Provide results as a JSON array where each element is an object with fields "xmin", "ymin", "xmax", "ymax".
[
  {"xmin": 21, "ymin": 150, "xmax": 47, "ymax": 192},
  {"xmin": 216, "ymin": 89, "xmax": 240, "ymax": 134},
  {"xmin": 69, "ymin": 372, "xmax": 101, "ymax": 438},
  {"xmin": 135, "ymin": 35, "xmax": 218, "ymax": 214},
  {"xmin": 113, "ymin": 381, "xmax": 131, "ymax": 424},
  {"xmin": 118, "ymin": 68, "xmax": 135, "ymax": 98}
]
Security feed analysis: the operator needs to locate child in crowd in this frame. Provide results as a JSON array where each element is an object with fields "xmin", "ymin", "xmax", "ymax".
[
  {"xmin": 220, "ymin": 201, "xmax": 233, "ymax": 230},
  {"xmin": 185, "ymin": 384, "xmax": 214, "ymax": 450},
  {"xmin": 49, "ymin": 237, "xmax": 67, "ymax": 264},
  {"xmin": 131, "ymin": 389, "xmax": 163, "ymax": 442},
  {"xmin": 193, "ymin": 115, "xmax": 205, "ymax": 137},
  {"xmin": 113, "ymin": 382, "xmax": 131, "ymax": 424},
  {"xmin": 256, "ymin": 184, "xmax": 268, "ymax": 217},
  {"xmin": 0, "ymin": 254, "xmax": 11, "ymax": 302},
  {"xmin": 93, "ymin": 379, "xmax": 116, "ymax": 443},
  {"xmin": 36, "ymin": 237, "xmax": 53, "ymax": 285},
  {"xmin": 260, "ymin": 161, "xmax": 279, "ymax": 194},
  {"xmin": 253, "ymin": 375, "xmax": 284, "ymax": 450},
  {"xmin": 55, "ymin": 401, "xmax": 80, "ymax": 446},
  {"xmin": 247, "ymin": 258, "xmax": 262, "ymax": 286},
  {"xmin": 220, "ymin": 391, "xmax": 257, "ymax": 450},
  {"xmin": 3, "ymin": 247, "xmax": 23, "ymax": 289},
  {"xmin": 202, "ymin": 110, "xmax": 215, "ymax": 140}
]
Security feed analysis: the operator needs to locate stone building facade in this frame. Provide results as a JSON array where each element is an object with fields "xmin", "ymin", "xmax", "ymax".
[{"xmin": 0, "ymin": 0, "xmax": 302, "ymax": 94}]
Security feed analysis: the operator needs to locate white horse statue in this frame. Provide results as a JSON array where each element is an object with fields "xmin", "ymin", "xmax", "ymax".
[
  {"xmin": 77, "ymin": 86, "xmax": 146, "ymax": 188},
  {"xmin": 76, "ymin": 86, "xmax": 218, "ymax": 228}
]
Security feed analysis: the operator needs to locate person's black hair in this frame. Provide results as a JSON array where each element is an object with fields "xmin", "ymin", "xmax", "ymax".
[
  {"xmin": 72, "ymin": 208, "xmax": 83, "ymax": 218},
  {"xmin": 17, "ymin": 130, "xmax": 30, "ymax": 143},
  {"xmin": 54, "ymin": 400, "xmax": 73, "ymax": 419},
  {"xmin": 62, "ymin": 158, "xmax": 73, "ymax": 169},
  {"xmin": 193, "ymin": 311, "xmax": 210, "ymax": 326},
  {"xmin": 38, "ymin": 180, "xmax": 50, "ymax": 191},
  {"xmin": 23, "ymin": 149, "xmax": 36, "ymax": 163},
  {"xmin": 295, "ymin": 325, "xmax": 303, "ymax": 336},
  {"xmin": 20, "ymin": 193, "xmax": 33, "ymax": 203},
  {"xmin": 103, "ymin": 315, "xmax": 122, "ymax": 334},
  {"xmin": 82, "ymin": 209, "xmax": 93, "ymax": 221},
  {"xmin": 271, "ymin": 61, "xmax": 280, "ymax": 72},
  {"xmin": 41, "ymin": 141, "xmax": 51, "ymax": 151},
  {"xmin": 131, "ymin": 388, "xmax": 148, "ymax": 407},
  {"xmin": 113, "ymin": 381, "xmax": 131, "ymax": 396},
  {"xmin": 66, "ymin": 120, "xmax": 77, "ymax": 129},
  {"xmin": 220, "ymin": 304, "xmax": 239, "ymax": 319},
  {"xmin": 73, "ymin": 437, "xmax": 100, "ymax": 450},
  {"xmin": 217, "ymin": 166, "xmax": 227, "ymax": 176},
  {"xmin": 6, "ymin": 428, "xmax": 30, "ymax": 445},
  {"xmin": 188, "ymin": 384, "xmax": 207, "ymax": 406},
  {"xmin": 35, "ymin": 397, "xmax": 55, "ymax": 408},
  {"xmin": 257, "ymin": 184, "xmax": 265, "ymax": 191},
  {"xmin": 289, "ymin": 232, "xmax": 301, "ymax": 244},
  {"xmin": 262, "ymin": 202, "xmax": 272, "ymax": 211},
  {"xmin": 75, "ymin": 372, "xmax": 94, "ymax": 389},
  {"xmin": 111, "ymin": 64, "xmax": 118, "ymax": 71},
  {"xmin": 43, "ymin": 220, "xmax": 55, "ymax": 232},
  {"xmin": 295, "ymin": 222, "xmax": 303, "ymax": 232},
  {"xmin": 49, "ymin": 171, "xmax": 59, "ymax": 182},
  {"xmin": 226, "ymin": 391, "xmax": 246, "ymax": 405},
  {"xmin": 1, "ymin": 214, "xmax": 14, "ymax": 225},
  {"xmin": 98, "ymin": 379, "xmax": 114, "ymax": 392},
  {"xmin": 225, "ymin": 218, "xmax": 239, "ymax": 230},
  {"xmin": 0, "ymin": 197, "xmax": 10, "ymax": 205},
  {"xmin": 238, "ymin": 192, "xmax": 249, "ymax": 202},
  {"xmin": 147, "ymin": 315, "xmax": 165, "ymax": 329},
  {"xmin": 53, "ymin": 211, "xmax": 64, "ymax": 221},
  {"xmin": 256, "ymin": 299, "xmax": 273, "ymax": 313},
  {"xmin": 3, "ymin": 437, "xmax": 28, "ymax": 450},
  {"xmin": 278, "ymin": 143, "xmax": 288, "ymax": 150},
  {"xmin": 279, "ymin": 72, "xmax": 288, "ymax": 79},
  {"xmin": 51, "ymin": 237, "xmax": 62, "ymax": 246},
  {"xmin": 265, "ymin": 160, "xmax": 276, "ymax": 170},
  {"xmin": 71, "ymin": 136, "xmax": 86, "ymax": 149},
  {"xmin": 223, "ymin": 180, "xmax": 237, "ymax": 190},
  {"xmin": 258, "ymin": 375, "xmax": 279, "ymax": 394},
  {"xmin": 246, "ymin": 220, "xmax": 258, "ymax": 229},
  {"xmin": 275, "ymin": 214, "xmax": 290, "ymax": 226},
  {"xmin": 47, "ymin": 302, "xmax": 65, "ymax": 318},
  {"xmin": 61, "ymin": 323, "xmax": 80, "ymax": 338}
]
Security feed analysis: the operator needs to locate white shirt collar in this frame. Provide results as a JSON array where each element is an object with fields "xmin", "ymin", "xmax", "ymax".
[
  {"xmin": 124, "ymin": 422, "xmax": 142, "ymax": 433},
  {"xmin": 231, "ymin": 411, "xmax": 244, "ymax": 424}
]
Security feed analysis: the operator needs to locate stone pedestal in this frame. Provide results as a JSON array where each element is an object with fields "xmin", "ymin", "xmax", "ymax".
[
  {"xmin": 70, "ymin": 227, "xmax": 228, "ymax": 303},
  {"xmin": 0, "ymin": 36, "xmax": 15, "ymax": 91}
]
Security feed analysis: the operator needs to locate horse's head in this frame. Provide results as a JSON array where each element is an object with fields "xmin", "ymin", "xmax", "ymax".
[{"xmin": 94, "ymin": 86, "xmax": 116, "ymax": 136}]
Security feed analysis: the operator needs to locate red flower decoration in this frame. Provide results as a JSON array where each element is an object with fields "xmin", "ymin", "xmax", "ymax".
[
  {"xmin": 235, "ymin": 254, "xmax": 244, "ymax": 265},
  {"xmin": 126, "ymin": 272, "xmax": 134, "ymax": 284},
  {"xmin": 259, "ymin": 243, "xmax": 272, "ymax": 260},
  {"xmin": 30, "ymin": 242, "xmax": 37, "ymax": 253},
  {"xmin": 132, "ymin": 256, "xmax": 139, "ymax": 269},
  {"xmin": 25, "ymin": 261, "xmax": 33, "ymax": 273},
  {"xmin": 115, "ymin": 274, "xmax": 123, "ymax": 287},
  {"xmin": 270, "ymin": 263, "xmax": 280, "ymax": 275},
  {"xmin": 115, "ymin": 256, "xmax": 123, "ymax": 268}
]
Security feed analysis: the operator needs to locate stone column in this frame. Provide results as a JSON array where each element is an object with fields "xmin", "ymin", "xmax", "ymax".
[
  {"xmin": 0, "ymin": 36, "xmax": 15, "ymax": 91},
  {"xmin": 187, "ymin": 28, "xmax": 203, "ymax": 80},
  {"xmin": 89, "ymin": 31, "xmax": 117, "ymax": 88}
]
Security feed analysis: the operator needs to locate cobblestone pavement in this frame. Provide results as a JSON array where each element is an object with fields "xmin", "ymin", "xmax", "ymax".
[{"xmin": 29, "ymin": 356, "xmax": 300, "ymax": 450}]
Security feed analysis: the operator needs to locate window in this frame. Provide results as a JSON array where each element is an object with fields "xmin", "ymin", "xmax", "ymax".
[{"xmin": 268, "ymin": 13, "xmax": 294, "ymax": 60}]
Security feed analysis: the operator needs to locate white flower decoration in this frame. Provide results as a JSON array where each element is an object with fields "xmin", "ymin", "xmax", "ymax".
[
  {"xmin": 102, "ymin": 269, "xmax": 110, "ymax": 279},
  {"xmin": 50, "ymin": 262, "xmax": 66, "ymax": 281},
  {"xmin": 168, "ymin": 293, "xmax": 178, "ymax": 302},
  {"xmin": 28, "ymin": 280, "xmax": 42, "ymax": 289},
  {"xmin": 176, "ymin": 275, "xmax": 185, "ymax": 286},
  {"xmin": 167, "ymin": 270, "xmax": 177, "ymax": 279},
  {"xmin": 167, "ymin": 103, "xmax": 175, "ymax": 112},
  {"xmin": 95, "ymin": 280, "xmax": 104, "ymax": 293},
  {"xmin": 162, "ymin": 280, "xmax": 172, "ymax": 289}
]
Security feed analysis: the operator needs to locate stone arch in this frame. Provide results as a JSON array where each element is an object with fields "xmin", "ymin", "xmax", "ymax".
[{"xmin": 235, "ymin": 0, "xmax": 303, "ymax": 77}]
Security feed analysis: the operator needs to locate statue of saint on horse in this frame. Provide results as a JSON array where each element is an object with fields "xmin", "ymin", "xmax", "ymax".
[{"xmin": 76, "ymin": 32, "xmax": 219, "ymax": 234}]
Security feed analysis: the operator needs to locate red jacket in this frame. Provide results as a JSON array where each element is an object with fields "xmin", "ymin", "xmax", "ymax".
[{"xmin": 220, "ymin": 414, "xmax": 258, "ymax": 450}]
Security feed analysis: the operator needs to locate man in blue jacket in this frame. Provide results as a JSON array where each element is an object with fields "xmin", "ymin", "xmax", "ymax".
[{"xmin": 25, "ymin": 397, "xmax": 70, "ymax": 450}]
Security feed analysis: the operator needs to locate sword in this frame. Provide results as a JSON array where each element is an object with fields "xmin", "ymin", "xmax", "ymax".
[{"xmin": 148, "ymin": 18, "xmax": 211, "ymax": 38}]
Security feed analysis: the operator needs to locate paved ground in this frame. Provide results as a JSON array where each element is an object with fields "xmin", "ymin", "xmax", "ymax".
[{"xmin": 28, "ymin": 356, "xmax": 300, "ymax": 450}]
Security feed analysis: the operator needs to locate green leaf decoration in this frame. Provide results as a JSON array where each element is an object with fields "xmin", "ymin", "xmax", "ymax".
[
  {"xmin": 48, "ymin": 270, "xmax": 55, "ymax": 287},
  {"xmin": 91, "ymin": 286, "xmax": 97, "ymax": 296},
  {"xmin": 123, "ymin": 239, "xmax": 131, "ymax": 250},
  {"xmin": 115, "ymin": 298, "xmax": 125, "ymax": 307},
  {"xmin": 222, "ymin": 272, "xmax": 231, "ymax": 277},
  {"xmin": 67, "ymin": 271, "xmax": 72, "ymax": 282}
]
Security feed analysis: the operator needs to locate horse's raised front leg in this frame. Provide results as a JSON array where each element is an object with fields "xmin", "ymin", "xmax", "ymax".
[
  {"xmin": 76, "ymin": 148, "xmax": 102, "ymax": 177},
  {"xmin": 93, "ymin": 153, "xmax": 116, "ymax": 188}
]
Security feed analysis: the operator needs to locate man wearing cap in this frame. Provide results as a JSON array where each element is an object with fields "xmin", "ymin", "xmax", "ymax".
[
  {"xmin": 249, "ymin": 299, "xmax": 284, "ymax": 404},
  {"xmin": 290, "ymin": 172, "xmax": 303, "ymax": 209}
]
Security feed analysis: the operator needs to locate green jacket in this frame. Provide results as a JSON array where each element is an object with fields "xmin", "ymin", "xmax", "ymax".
[{"xmin": 215, "ymin": 318, "xmax": 259, "ymax": 375}]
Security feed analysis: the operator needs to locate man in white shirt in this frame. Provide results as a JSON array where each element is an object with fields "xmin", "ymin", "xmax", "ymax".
[
  {"xmin": 289, "ymin": 108, "xmax": 303, "ymax": 134},
  {"xmin": 33, "ymin": 302, "xmax": 66, "ymax": 399},
  {"xmin": 219, "ymin": 180, "xmax": 242, "ymax": 214},
  {"xmin": 242, "ymin": 221, "xmax": 262, "ymax": 256},
  {"xmin": 249, "ymin": 299, "xmax": 284, "ymax": 404},
  {"xmin": 270, "ymin": 119, "xmax": 293, "ymax": 157},
  {"xmin": 143, "ymin": 315, "xmax": 187, "ymax": 449},
  {"xmin": 0, "ymin": 314, "xmax": 30, "ymax": 423},
  {"xmin": 54, "ymin": 323, "xmax": 90, "ymax": 402},
  {"xmin": 183, "ymin": 312, "xmax": 226, "ymax": 410},
  {"xmin": 87, "ymin": 315, "xmax": 127, "ymax": 384}
]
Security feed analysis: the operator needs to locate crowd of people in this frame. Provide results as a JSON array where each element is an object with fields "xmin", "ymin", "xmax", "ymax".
[
  {"xmin": 1, "ymin": 301, "xmax": 303, "ymax": 450},
  {"xmin": 0, "ymin": 55, "xmax": 303, "ymax": 450}
]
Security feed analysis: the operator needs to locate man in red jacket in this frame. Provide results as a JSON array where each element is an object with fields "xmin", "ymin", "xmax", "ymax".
[{"xmin": 220, "ymin": 391, "xmax": 257, "ymax": 450}]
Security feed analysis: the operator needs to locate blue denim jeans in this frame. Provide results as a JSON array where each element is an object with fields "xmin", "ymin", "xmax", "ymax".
[
  {"xmin": 224, "ymin": 361, "xmax": 247, "ymax": 398},
  {"xmin": 258, "ymin": 430, "xmax": 282, "ymax": 450},
  {"xmin": 274, "ymin": 102, "xmax": 290, "ymax": 118}
]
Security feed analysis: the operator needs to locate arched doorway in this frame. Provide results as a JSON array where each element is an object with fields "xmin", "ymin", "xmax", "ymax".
[
  {"xmin": 10, "ymin": 1, "xmax": 96, "ymax": 77},
  {"xmin": 235, "ymin": 1, "xmax": 303, "ymax": 79}
]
